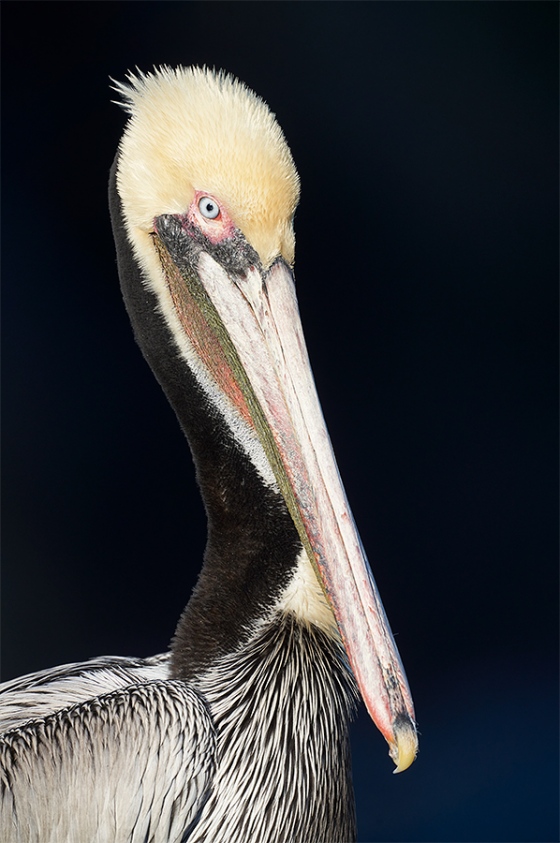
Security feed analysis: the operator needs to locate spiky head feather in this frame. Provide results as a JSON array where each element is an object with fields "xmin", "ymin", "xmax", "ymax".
[{"xmin": 114, "ymin": 66, "xmax": 300, "ymax": 271}]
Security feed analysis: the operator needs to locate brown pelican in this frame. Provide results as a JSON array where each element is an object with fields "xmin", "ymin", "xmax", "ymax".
[{"xmin": 0, "ymin": 67, "xmax": 417, "ymax": 842}]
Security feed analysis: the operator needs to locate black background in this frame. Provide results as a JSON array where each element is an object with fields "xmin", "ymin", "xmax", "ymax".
[{"xmin": 2, "ymin": 3, "xmax": 557, "ymax": 841}]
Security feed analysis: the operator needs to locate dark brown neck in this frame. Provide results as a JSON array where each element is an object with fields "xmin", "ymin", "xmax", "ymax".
[{"xmin": 109, "ymin": 156, "xmax": 303, "ymax": 677}]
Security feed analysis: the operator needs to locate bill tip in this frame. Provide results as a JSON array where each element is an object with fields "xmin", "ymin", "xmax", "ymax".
[{"xmin": 389, "ymin": 717, "xmax": 418, "ymax": 774}]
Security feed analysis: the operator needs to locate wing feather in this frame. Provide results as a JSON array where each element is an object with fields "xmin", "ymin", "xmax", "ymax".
[
  {"xmin": 0, "ymin": 679, "xmax": 215, "ymax": 843},
  {"xmin": 0, "ymin": 655, "xmax": 170, "ymax": 733}
]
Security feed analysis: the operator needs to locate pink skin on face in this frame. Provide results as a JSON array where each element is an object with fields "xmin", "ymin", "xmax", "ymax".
[{"xmin": 185, "ymin": 190, "xmax": 237, "ymax": 244}]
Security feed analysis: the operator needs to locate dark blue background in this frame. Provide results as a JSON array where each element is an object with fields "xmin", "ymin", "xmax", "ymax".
[{"xmin": 2, "ymin": 3, "xmax": 557, "ymax": 841}]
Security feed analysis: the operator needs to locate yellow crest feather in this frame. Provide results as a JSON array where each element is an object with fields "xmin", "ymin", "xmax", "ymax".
[{"xmin": 114, "ymin": 66, "xmax": 300, "ymax": 269}]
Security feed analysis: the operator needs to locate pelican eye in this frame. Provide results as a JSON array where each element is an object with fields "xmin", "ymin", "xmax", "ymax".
[{"xmin": 198, "ymin": 197, "xmax": 220, "ymax": 220}]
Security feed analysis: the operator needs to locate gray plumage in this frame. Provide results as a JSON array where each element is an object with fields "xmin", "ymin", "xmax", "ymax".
[{"xmin": 1, "ymin": 615, "xmax": 356, "ymax": 842}]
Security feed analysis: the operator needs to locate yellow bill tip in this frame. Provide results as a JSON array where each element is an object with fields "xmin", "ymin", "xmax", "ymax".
[{"xmin": 389, "ymin": 717, "xmax": 418, "ymax": 774}]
